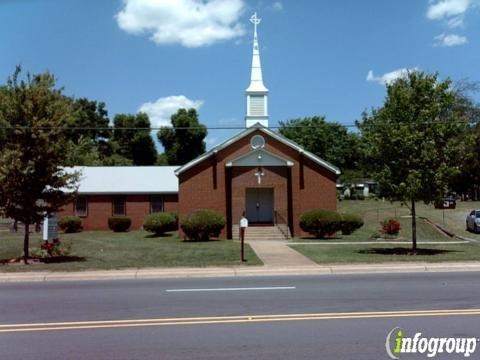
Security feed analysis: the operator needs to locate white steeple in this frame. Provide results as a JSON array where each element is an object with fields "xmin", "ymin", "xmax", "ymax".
[{"xmin": 245, "ymin": 12, "xmax": 269, "ymax": 128}]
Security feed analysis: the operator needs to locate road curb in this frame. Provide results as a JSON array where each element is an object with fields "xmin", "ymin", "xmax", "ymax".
[{"xmin": 2, "ymin": 262, "xmax": 480, "ymax": 282}]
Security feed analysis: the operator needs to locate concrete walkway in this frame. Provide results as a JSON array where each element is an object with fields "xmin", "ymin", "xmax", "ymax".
[
  {"xmin": 246, "ymin": 240, "xmax": 318, "ymax": 267},
  {"xmin": 2, "ymin": 262, "xmax": 480, "ymax": 282}
]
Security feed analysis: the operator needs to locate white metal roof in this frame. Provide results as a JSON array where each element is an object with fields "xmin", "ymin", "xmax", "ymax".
[{"xmin": 66, "ymin": 166, "xmax": 179, "ymax": 194}]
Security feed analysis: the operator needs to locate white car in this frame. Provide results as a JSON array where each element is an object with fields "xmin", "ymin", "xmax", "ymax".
[{"xmin": 466, "ymin": 210, "xmax": 480, "ymax": 233}]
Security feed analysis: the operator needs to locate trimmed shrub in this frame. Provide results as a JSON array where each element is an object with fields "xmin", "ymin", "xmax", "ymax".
[
  {"xmin": 381, "ymin": 218, "xmax": 401, "ymax": 235},
  {"xmin": 299, "ymin": 209, "xmax": 343, "ymax": 238},
  {"xmin": 143, "ymin": 212, "xmax": 177, "ymax": 235},
  {"xmin": 181, "ymin": 209, "xmax": 226, "ymax": 241},
  {"xmin": 58, "ymin": 216, "xmax": 83, "ymax": 233},
  {"xmin": 341, "ymin": 213, "xmax": 364, "ymax": 235},
  {"xmin": 108, "ymin": 216, "xmax": 131, "ymax": 232}
]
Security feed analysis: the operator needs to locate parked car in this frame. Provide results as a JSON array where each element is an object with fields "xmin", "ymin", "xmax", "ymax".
[
  {"xmin": 434, "ymin": 196, "xmax": 456, "ymax": 209},
  {"xmin": 466, "ymin": 210, "xmax": 480, "ymax": 233}
]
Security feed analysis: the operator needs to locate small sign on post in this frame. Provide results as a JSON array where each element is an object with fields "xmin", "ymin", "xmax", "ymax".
[
  {"xmin": 43, "ymin": 214, "xmax": 58, "ymax": 242},
  {"xmin": 239, "ymin": 213, "xmax": 248, "ymax": 262}
]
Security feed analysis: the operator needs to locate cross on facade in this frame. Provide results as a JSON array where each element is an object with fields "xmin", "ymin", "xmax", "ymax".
[{"xmin": 254, "ymin": 167, "xmax": 265, "ymax": 185}]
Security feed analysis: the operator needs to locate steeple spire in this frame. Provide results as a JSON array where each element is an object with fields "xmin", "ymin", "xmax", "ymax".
[{"xmin": 245, "ymin": 12, "xmax": 269, "ymax": 128}]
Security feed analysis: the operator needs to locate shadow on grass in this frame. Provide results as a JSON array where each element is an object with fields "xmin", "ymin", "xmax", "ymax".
[
  {"xmin": 182, "ymin": 238, "xmax": 224, "ymax": 243},
  {"xmin": 41, "ymin": 256, "xmax": 86, "ymax": 263},
  {"xmin": 1, "ymin": 256, "xmax": 86, "ymax": 265},
  {"xmin": 358, "ymin": 248, "xmax": 459, "ymax": 256},
  {"xmin": 298, "ymin": 236, "xmax": 343, "ymax": 241},
  {"xmin": 144, "ymin": 233, "xmax": 174, "ymax": 239}
]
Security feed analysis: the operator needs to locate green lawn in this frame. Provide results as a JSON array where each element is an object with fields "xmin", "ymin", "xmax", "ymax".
[
  {"xmin": 292, "ymin": 199, "xmax": 451, "ymax": 243},
  {"xmin": 289, "ymin": 199, "xmax": 480, "ymax": 264},
  {"xmin": 415, "ymin": 201, "xmax": 480, "ymax": 240},
  {"xmin": 290, "ymin": 242, "xmax": 480, "ymax": 264},
  {"xmin": 337, "ymin": 199, "xmax": 480, "ymax": 239},
  {"xmin": 0, "ymin": 231, "xmax": 262, "ymax": 272}
]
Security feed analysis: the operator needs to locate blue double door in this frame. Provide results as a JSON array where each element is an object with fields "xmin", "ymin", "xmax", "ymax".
[{"xmin": 245, "ymin": 188, "xmax": 274, "ymax": 224}]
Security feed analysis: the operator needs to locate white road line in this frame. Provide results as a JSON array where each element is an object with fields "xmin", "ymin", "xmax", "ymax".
[{"xmin": 166, "ymin": 286, "xmax": 296, "ymax": 293}]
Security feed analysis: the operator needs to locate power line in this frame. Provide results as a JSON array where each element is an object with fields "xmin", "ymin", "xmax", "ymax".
[{"xmin": 0, "ymin": 120, "xmax": 475, "ymax": 131}]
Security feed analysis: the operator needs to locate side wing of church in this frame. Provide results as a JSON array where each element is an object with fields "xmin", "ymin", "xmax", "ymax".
[{"xmin": 59, "ymin": 13, "xmax": 340, "ymax": 238}]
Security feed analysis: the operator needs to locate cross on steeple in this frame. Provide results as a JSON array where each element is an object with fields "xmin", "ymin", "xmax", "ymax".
[
  {"xmin": 250, "ymin": 12, "xmax": 261, "ymax": 33},
  {"xmin": 245, "ymin": 12, "xmax": 269, "ymax": 128}
]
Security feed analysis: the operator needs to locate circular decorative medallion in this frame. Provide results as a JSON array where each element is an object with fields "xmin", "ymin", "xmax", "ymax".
[{"xmin": 250, "ymin": 135, "xmax": 265, "ymax": 149}]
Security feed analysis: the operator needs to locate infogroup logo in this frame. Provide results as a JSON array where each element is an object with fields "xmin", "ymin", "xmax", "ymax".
[{"xmin": 385, "ymin": 327, "xmax": 479, "ymax": 359}]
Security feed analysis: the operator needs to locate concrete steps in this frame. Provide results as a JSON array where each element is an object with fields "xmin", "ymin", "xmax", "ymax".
[{"xmin": 232, "ymin": 225, "xmax": 289, "ymax": 241}]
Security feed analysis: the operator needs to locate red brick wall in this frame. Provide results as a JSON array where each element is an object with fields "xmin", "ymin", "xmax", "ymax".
[
  {"xmin": 59, "ymin": 194, "xmax": 179, "ymax": 231},
  {"xmin": 231, "ymin": 166, "xmax": 288, "ymax": 226},
  {"xmin": 178, "ymin": 129, "xmax": 337, "ymax": 238}
]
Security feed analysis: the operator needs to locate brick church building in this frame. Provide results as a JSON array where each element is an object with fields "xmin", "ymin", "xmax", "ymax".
[{"xmin": 60, "ymin": 13, "xmax": 340, "ymax": 238}]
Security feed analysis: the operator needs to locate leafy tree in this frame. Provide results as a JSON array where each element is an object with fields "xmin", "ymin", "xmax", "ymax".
[
  {"xmin": 0, "ymin": 67, "xmax": 78, "ymax": 263},
  {"xmin": 101, "ymin": 153, "xmax": 133, "ymax": 166},
  {"xmin": 156, "ymin": 153, "xmax": 169, "ymax": 165},
  {"xmin": 448, "ymin": 84, "xmax": 480, "ymax": 199},
  {"xmin": 157, "ymin": 108, "xmax": 207, "ymax": 165},
  {"xmin": 112, "ymin": 113, "xmax": 157, "ymax": 165},
  {"xmin": 62, "ymin": 98, "xmax": 117, "ymax": 166},
  {"xmin": 64, "ymin": 136, "xmax": 102, "ymax": 166},
  {"xmin": 68, "ymin": 98, "xmax": 110, "ymax": 146},
  {"xmin": 357, "ymin": 71, "xmax": 466, "ymax": 253},
  {"xmin": 279, "ymin": 116, "xmax": 360, "ymax": 171}
]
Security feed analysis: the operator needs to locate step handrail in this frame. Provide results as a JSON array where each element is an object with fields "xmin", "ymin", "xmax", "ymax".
[{"xmin": 274, "ymin": 210, "xmax": 291, "ymax": 239}]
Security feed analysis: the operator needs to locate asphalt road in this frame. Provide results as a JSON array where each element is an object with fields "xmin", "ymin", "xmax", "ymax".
[{"xmin": 1, "ymin": 272, "xmax": 480, "ymax": 359}]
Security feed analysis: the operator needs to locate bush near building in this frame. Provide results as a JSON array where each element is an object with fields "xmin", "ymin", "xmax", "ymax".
[
  {"xmin": 58, "ymin": 216, "xmax": 83, "ymax": 233},
  {"xmin": 340, "ymin": 213, "xmax": 364, "ymax": 235},
  {"xmin": 108, "ymin": 216, "xmax": 132, "ymax": 232},
  {"xmin": 143, "ymin": 212, "xmax": 177, "ymax": 235},
  {"xmin": 299, "ymin": 209, "xmax": 343, "ymax": 238},
  {"xmin": 181, "ymin": 209, "xmax": 225, "ymax": 241}
]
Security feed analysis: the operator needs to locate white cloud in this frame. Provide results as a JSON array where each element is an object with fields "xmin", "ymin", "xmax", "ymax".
[
  {"xmin": 139, "ymin": 95, "xmax": 204, "ymax": 127},
  {"xmin": 434, "ymin": 33, "xmax": 468, "ymax": 46},
  {"xmin": 116, "ymin": 0, "xmax": 246, "ymax": 48},
  {"xmin": 427, "ymin": 0, "xmax": 472, "ymax": 21},
  {"xmin": 366, "ymin": 68, "xmax": 418, "ymax": 86},
  {"xmin": 446, "ymin": 15, "xmax": 465, "ymax": 28},
  {"xmin": 272, "ymin": 2, "xmax": 284, "ymax": 12},
  {"xmin": 426, "ymin": 0, "xmax": 476, "ymax": 43}
]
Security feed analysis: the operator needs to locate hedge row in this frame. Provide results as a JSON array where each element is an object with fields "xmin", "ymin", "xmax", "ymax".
[
  {"xmin": 58, "ymin": 208, "xmax": 362, "ymax": 240},
  {"xmin": 299, "ymin": 209, "xmax": 364, "ymax": 238},
  {"xmin": 108, "ymin": 216, "xmax": 132, "ymax": 232},
  {"xmin": 180, "ymin": 209, "xmax": 226, "ymax": 241},
  {"xmin": 58, "ymin": 216, "xmax": 83, "ymax": 233},
  {"xmin": 143, "ymin": 212, "xmax": 177, "ymax": 235}
]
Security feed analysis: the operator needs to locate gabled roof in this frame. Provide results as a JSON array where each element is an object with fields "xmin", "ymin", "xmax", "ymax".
[
  {"xmin": 65, "ymin": 166, "xmax": 179, "ymax": 194},
  {"xmin": 226, "ymin": 148, "xmax": 294, "ymax": 167},
  {"xmin": 175, "ymin": 124, "xmax": 341, "ymax": 176}
]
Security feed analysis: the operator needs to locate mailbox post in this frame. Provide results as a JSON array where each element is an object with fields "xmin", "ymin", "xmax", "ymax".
[{"xmin": 239, "ymin": 213, "xmax": 248, "ymax": 262}]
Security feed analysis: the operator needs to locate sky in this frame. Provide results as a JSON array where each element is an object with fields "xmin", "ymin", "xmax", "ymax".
[{"xmin": 1, "ymin": 0, "xmax": 479, "ymax": 149}]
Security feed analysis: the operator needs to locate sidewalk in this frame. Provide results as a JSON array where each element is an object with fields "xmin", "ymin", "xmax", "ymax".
[
  {"xmin": 2, "ymin": 261, "xmax": 480, "ymax": 282},
  {"xmin": 246, "ymin": 240, "xmax": 317, "ymax": 267}
]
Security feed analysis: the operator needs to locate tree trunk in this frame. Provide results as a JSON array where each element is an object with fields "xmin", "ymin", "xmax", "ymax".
[
  {"xmin": 411, "ymin": 200, "xmax": 417, "ymax": 254},
  {"xmin": 23, "ymin": 222, "xmax": 30, "ymax": 264}
]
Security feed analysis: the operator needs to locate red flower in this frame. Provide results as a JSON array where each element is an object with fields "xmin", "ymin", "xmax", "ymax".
[{"xmin": 381, "ymin": 219, "xmax": 401, "ymax": 235}]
